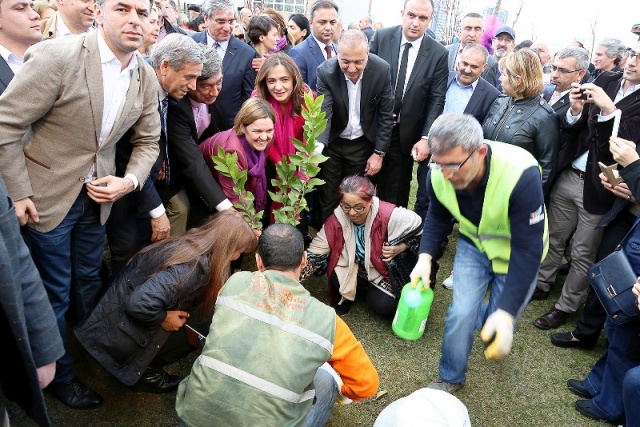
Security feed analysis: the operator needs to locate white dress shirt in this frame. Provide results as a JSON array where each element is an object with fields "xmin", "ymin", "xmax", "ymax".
[
  {"xmin": 339, "ymin": 74, "xmax": 364, "ymax": 140},
  {"xmin": 207, "ymin": 33, "xmax": 228, "ymax": 57},
  {"xmin": 0, "ymin": 43, "xmax": 23, "ymax": 74},
  {"xmin": 312, "ymin": 35, "xmax": 334, "ymax": 60}
]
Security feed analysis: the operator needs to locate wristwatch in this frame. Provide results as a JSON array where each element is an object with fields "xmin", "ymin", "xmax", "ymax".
[{"xmin": 373, "ymin": 149, "xmax": 386, "ymax": 157}]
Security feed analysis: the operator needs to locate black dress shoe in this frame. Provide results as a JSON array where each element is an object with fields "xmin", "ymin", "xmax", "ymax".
[
  {"xmin": 551, "ymin": 331, "xmax": 596, "ymax": 349},
  {"xmin": 533, "ymin": 308, "xmax": 567, "ymax": 330},
  {"xmin": 332, "ymin": 299, "xmax": 352, "ymax": 316},
  {"xmin": 129, "ymin": 366, "xmax": 182, "ymax": 394},
  {"xmin": 567, "ymin": 379, "xmax": 593, "ymax": 399},
  {"xmin": 47, "ymin": 378, "xmax": 103, "ymax": 409},
  {"xmin": 531, "ymin": 287, "xmax": 550, "ymax": 300},
  {"xmin": 575, "ymin": 400, "xmax": 606, "ymax": 422}
]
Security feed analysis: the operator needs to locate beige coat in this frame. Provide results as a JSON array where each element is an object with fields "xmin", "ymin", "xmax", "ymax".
[{"xmin": 0, "ymin": 31, "xmax": 160, "ymax": 232}]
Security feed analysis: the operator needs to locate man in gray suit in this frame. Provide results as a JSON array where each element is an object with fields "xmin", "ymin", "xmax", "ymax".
[
  {"xmin": 443, "ymin": 43, "xmax": 500, "ymax": 125},
  {"xmin": 444, "ymin": 12, "xmax": 498, "ymax": 88},
  {"xmin": 0, "ymin": 0, "xmax": 159, "ymax": 409}
]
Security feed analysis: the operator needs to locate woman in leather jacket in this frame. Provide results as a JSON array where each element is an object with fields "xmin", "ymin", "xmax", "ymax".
[
  {"xmin": 74, "ymin": 210, "xmax": 257, "ymax": 394},
  {"xmin": 482, "ymin": 48, "xmax": 560, "ymax": 195}
]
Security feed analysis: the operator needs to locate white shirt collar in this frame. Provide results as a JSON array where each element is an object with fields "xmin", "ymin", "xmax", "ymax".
[
  {"xmin": 454, "ymin": 75, "xmax": 479, "ymax": 90},
  {"xmin": 0, "ymin": 43, "xmax": 23, "ymax": 74},
  {"xmin": 97, "ymin": 30, "xmax": 138, "ymax": 71},
  {"xmin": 400, "ymin": 33, "xmax": 424, "ymax": 51},
  {"xmin": 206, "ymin": 32, "xmax": 228, "ymax": 50},
  {"xmin": 344, "ymin": 72, "xmax": 364, "ymax": 85},
  {"xmin": 55, "ymin": 12, "xmax": 92, "ymax": 37},
  {"xmin": 312, "ymin": 35, "xmax": 332, "ymax": 52}
]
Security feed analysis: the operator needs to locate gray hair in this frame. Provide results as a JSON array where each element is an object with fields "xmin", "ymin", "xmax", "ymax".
[
  {"xmin": 199, "ymin": 45, "xmax": 222, "ymax": 80},
  {"xmin": 201, "ymin": 0, "xmax": 234, "ymax": 20},
  {"xmin": 598, "ymin": 37, "xmax": 626, "ymax": 65},
  {"xmin": 338, "ymin": 29, "xmax": 368, "ymax": 50},
  {"xmin": 309, "ymin": 0, "xmax": 338, "ymax": 20},
  {"xmin": 461, "ymin": 42, "xmax": 489, "ymax": 64},
  {"xmin": 151, "ymin": 34, "xmax": 204, "ymax": 70},
  {"xmin": 427, "ymin": 114, "xmax": 484, "ymax": 155},
  {"xmin": 555, "ymin": 46, "xmax": 590, "ymax": 71}
]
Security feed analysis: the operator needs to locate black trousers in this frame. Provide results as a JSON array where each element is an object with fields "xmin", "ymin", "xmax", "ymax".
[
  {"xmin": 574, "ymin": 210, "xmax": 637, "ymax": 345},
  {"xmin": 320, "ymin": 136, "xmax": 373, "ymax": 222},
  {"xmin": 377, "ymin": 127, "xmax": 413, "ymax": 209}
]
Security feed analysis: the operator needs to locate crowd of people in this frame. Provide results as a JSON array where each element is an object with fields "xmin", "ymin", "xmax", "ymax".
[{"xmin": 0, "ymin": 0, "xmax": 639, "ymax": 425}]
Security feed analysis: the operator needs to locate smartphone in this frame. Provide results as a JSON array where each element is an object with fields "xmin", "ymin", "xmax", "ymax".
[{"xmin": 598, "ymin": 162, "xmax": 624, "ymax": 186}]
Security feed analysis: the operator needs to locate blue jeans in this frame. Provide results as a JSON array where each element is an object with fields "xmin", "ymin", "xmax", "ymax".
[
  {"xmin": 439, "ymin": 239, "xmax": 536, "ymax": 384},
  {"xmin": 304, "ymin": 368, "xmax": 339, "ymax": 427},
  {"xmin": 23, "ymin": 187, "xmax": 105, "ymax": 383},
  {"xmin": 623, "ymin": 365, "xmax": 640, "ymax": 427},
  {"xmin": 584, "ymin": 318, "xmax": 640, "ymax": 423}
]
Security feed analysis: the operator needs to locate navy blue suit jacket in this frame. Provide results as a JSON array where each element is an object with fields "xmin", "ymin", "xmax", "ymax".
[
  {"xmin": 0, "ymin": 57, "xmax": 14, "ymax": 95},
  {"xmin": 288, "ymin": 37, "xmax": 335, "ymax": 91},
  {"xmin": 446, "ymin": 71, "xmax": 500, "ymax": 125},
  {"xmin": 191, "ymin": 32, "xmax": 258, "ymax": 130}
]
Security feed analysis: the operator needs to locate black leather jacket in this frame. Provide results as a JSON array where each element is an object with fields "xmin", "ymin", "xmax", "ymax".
[
  {"xmin": 482, "ymin": 94, "xmax": 560, "ymax": 194},
  {"xmin": 74, "ymin": 249, "xmax": 210, "ymax": 386}
]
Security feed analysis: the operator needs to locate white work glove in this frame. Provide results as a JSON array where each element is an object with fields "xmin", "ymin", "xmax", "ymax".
[
  {"xmin": 480, "ymin": 309, "xmax": 515, "ymax": 361},
  {"xmin": 409, "ymin": 253, "xmax": 432, "ymax": 289},
  {"xmin": 319, "ymin": 362, "xmax": 352, "ymax": 405}
]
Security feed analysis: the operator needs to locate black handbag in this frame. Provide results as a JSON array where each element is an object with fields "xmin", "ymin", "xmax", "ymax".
[{"xmin": 587, "ymin": 220, "xmax": 640, "ymax": 325}]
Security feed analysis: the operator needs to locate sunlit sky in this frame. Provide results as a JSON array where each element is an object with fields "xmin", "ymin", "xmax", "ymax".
[{"xmin": 370, "ymin": 0, "xmax": 639, "ymax": 55}]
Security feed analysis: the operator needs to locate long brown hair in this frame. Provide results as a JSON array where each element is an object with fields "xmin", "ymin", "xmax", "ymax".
[
  {"xmin": 254, "ymin": 53, "xmax": 308, "ymax": 117},
  {"xmin": 135, "ymin": 210, "xmax": 257, "ymax": 316}
]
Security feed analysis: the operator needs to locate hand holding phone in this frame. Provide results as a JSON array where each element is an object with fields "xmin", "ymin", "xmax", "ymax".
[{"xmin": 598, "ymin": 162, "xmax": 624, "ymax": 186}]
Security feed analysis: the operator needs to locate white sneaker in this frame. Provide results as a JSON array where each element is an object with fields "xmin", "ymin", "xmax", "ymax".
[{"xmin": 442, "ymin": 273, "xmax": 454, "ymax": 289}]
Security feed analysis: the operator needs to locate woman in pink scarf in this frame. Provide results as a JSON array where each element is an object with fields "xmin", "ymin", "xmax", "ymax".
[
  {"xmin": 200, "ymin": 98, "xmax": 276, "ymax": 222},
  {"xmin": 253, "ymin": 53, "xmax": 316, "ymax": 227}
]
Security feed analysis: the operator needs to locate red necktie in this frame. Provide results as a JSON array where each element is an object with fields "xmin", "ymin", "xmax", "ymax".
[{"xmin": 325, "ymin": 44, "xmax": 332, "ymax": 59}]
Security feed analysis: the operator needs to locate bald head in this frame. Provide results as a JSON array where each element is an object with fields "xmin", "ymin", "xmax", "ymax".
[{"xmin": 338, "ymin": 28, "xmax": 368, "ymax": 51}]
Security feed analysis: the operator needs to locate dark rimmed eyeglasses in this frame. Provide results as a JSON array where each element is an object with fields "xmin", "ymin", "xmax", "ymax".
[
  {"xmin": 625, "ymin": 50, "xmax": 638, "ymax": 61},
  {"xmin": 428, "ymin": 148, "xmax": 477, "ymax": 172},
  {"xmin": 339, "ymin": 202, "xmax": 368, "ymax": 213},
  {"xmin": 551, "ymin": 65, "xmax": 580, "ymax": 74}
]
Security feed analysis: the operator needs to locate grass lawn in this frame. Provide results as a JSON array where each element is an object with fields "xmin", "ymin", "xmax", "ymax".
[{"xmin": 11, "ymin": 171, "xmax": 607, "ymax": 426}]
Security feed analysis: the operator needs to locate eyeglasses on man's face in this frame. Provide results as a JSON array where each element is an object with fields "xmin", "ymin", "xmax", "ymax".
[
  {"xmin": 428, "ymin": 148, "xmax": 477, "ymax": 172},
  {"xmin": 625, "ymin": 50, "xmax": 638, "ymax": 61},
  {"xmin": 551, "ymin": 65, "xmax": 580, "ymax": 74},
  {"xmin": 339, "ymin": 202, "xmax": 368, "ymax": 213}
]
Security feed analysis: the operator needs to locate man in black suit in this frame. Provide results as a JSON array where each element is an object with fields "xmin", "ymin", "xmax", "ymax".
[
  {"xmin": 316, "ymin": 29, "xmax": 393, "ymax": 221},
  {"xmin": 191, "ymin": 0, "xmax": 257, "ymax": 130},
  {"xmin": 166, "ymin": 45, "xmax": 231, "ymax": 229},
  {"xmin": 444, "ymin": 13, "xmax": 498, "ymax": 89},
  {"xmin": 369, "ymin": 0, "xmax": 448, "ymax": 219},
  {"xmin": 443, "ymin": 43, "xmax": 500, "ymax": 125},
  {"xmin": 0, "ymin": 0, "xmax": 42, "ymax": 94}
]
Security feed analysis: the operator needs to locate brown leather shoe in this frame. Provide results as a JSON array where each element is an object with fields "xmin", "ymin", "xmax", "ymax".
[{"xmin": 533, "ymin": 308, "xmax": 567, "ymax": 330}]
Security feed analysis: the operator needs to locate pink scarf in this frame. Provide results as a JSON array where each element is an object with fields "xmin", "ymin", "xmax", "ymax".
[{"xmin": 267, "ymin": 96, "xmax": 298, "ymax": 165}]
